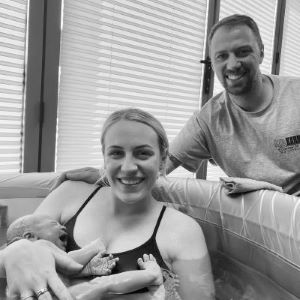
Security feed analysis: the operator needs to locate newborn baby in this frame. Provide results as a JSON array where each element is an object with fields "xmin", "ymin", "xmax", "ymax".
[
  {"xmin": 7, "ymin": 214, "xmax": 117, "ymax": 277},
  {"xmin": 6, "ymin": 214, "xmax": 165, "ymax": 299}
]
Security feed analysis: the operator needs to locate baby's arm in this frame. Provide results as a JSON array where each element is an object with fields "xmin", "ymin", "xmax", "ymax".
[
  {"xmin": 68, "ymin": 238, "xmax": 105, "ymax": 265},
  {"xmin": 68, "ymin": 238, "xmax": 118, "ymax": 277}
]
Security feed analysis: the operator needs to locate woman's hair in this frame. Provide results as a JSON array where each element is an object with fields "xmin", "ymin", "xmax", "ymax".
[
  {"xmin": 101, "ymin": 108, "xmax": 169, "ymax": 161},
  {"xmin": 208, "ymin": 14, "xmax": 264, "ymax": 51}
]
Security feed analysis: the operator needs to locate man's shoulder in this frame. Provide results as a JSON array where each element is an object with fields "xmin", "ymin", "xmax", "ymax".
[
  {"xmin": 203, "ymin": 91, "xmax": 226, "ymax": 109},
  {"xmin": 268, "ymin": 74, "xmax": 300, "ymax": 86},
  {"xmin": 194, "ymin": 91, "xmax": 226, "ymax": 121}
]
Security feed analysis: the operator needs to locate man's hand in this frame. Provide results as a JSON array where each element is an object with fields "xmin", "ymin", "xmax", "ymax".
[
  {"xmin": 166, "ymin": 155, "xmax": 181, "ymax": 175},
  {"xmin": 51, "ymin": 167, "xmax": 102, "ymax": 191}
]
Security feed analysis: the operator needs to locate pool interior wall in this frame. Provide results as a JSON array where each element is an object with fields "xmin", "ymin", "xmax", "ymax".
[{"xmin": 212, "ymin": 250, "xmax": 300, "ymax": 300}]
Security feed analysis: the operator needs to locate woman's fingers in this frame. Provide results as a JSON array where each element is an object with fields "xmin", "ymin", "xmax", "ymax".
[
  {"xmin": 33, "ymin": 288, "xmax": 52, "ymax": 300},
  {"xmin": 48, "ymin": 275, "xmax": 75, "ymax": 300},
  {"xmin": 3, "ymin": 240, "xmax": 80, "ymax": 300}
]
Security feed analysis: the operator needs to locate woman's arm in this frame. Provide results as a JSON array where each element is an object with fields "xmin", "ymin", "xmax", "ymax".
[
  {"xmin": 69, "ymin": 255, "xmax": 164, "ymax": 300},
  {"xmin": 166, "ymin": 212, "xmax": 215, "ymax": 300},
  {"xmin": 35, "ymin": 180, "xmax": 96, "ymax": 223}
]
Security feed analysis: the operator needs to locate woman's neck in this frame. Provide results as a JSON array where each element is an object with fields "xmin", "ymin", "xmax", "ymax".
[{"xmin": 110, "ymin": 194, "xmax": 158, "ymax": 217}]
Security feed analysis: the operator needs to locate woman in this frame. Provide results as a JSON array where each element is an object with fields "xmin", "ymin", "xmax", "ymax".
[{"xmin": 2, "ymin": 108, "xmax": 215, "ymax": 300}]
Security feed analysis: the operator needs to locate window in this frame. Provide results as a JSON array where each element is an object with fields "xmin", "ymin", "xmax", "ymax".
[
  {"xmin": 1, "ymin": 1, "xmax": 300, "ymax": 178},
  {"xmin": 56, "ymin": 0, "xmax": 208, "ymax": 178},
  {"xmin": 0, "ymin": 0, "xmax": 28, "ymax": 173},
  {"xmin": 279, "ymin": 0, "xmax": 300, "ymax": 76}
]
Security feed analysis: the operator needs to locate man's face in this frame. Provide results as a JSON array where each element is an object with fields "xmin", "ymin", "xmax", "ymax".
[{"xmin": 210, "ymin": 25, "xmax": 264, "ymax": 95}]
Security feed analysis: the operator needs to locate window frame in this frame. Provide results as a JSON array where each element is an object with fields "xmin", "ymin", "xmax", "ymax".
[
  {"xmin": 23, "ymin": 0, "xmax": 61, "ymax": 172},
  {"xmin": 22, "ymin": 0, "xmax": 45, "ymax": 172}
]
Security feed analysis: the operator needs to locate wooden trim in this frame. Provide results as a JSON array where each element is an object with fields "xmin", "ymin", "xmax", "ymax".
[
  {"xmin": 200, "ymin": 0, "xmax": 220, "ymax": 107},
  {"xmin": 272, "ymin": 0, "xmax": 286, "ymax": 75},
  {"xmin": 196, "ymin": 0, "xmax": 220, "ymax": 179},
  {"xmin": 39, "ymin": 0, "xmax": 62, "ymax": 171}
]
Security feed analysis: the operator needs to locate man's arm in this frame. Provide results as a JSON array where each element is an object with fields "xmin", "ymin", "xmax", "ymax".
[
  {"xmin": 166, "ymin": 154, "xmax": 182, "ymax": 175},
  {"xmin": 51, "ymin": 167, "xmax": 102, "ymax": 190},
  {"xmin": 52, "ymin": 157, "xmax": 181, "ymax": 191}
]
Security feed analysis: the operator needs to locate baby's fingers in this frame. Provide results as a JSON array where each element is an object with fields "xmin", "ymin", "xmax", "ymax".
[{"xmin": 107, "ymin": 257, "xmax": 119, "ymax": 270}]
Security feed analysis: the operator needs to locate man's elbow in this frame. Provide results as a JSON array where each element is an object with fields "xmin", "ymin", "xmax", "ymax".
[{"xmin": 166, "ymin": 155, "xmax": 181, "ymax": 174}]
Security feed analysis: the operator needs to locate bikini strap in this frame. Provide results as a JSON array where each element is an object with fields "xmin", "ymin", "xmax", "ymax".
[
  {"xmin": 72, "ymin": 185, "xmax": 101, "ymax": 218},
  {"xmin": 153, "ymin": 205, "xmax": 167, "ymax": 236}
]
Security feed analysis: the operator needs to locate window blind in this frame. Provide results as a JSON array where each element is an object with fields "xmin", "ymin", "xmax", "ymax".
[
  {"xmin": 0, "ymin": 0, "xmax": 27, "ymax": 173},
  {"xmin": 207, "ymin": 0, "xmax": 278, "ymax": 181},
  {"xmin": 56, "ymin": 0, "xmax": 208, "ymax": 178},
  {"xmin": 279, "ymin": 0, "xmax": 300, "ymax": 76}
]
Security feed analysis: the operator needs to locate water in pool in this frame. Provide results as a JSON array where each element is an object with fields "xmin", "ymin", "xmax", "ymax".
[{"xmin": 212, "ymin": 251, "xmax": 300, "ymax": 300}]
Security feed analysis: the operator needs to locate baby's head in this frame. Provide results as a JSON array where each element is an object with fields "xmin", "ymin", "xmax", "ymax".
[{"xmin": 6, "ymin": 214, "xmax": 68, "ymax": 251}]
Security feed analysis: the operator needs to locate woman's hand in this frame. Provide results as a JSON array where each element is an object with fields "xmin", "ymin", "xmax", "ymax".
[{"xmin": 2, "ymin": 239, "xmax": 83, "ymax": 300}]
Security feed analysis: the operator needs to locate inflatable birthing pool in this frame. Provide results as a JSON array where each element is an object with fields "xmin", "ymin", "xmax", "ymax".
[
  {"xmin": 154, "ymin": 177, "xmax": 300, "ymax": 300},
  {"xmin": 0, "ymin": 173, "xmax": 300, "ymax": 299}
]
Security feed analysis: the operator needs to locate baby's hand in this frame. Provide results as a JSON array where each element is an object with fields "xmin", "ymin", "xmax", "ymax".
[
  {"xmin": 137, "ymin": 254, "xmax": 163, "ymax": 286},
  {"xmin": 138, "ymin": 254, "xmax": 165, "ymax": 299},
  {"xmin": 80, "ymin": 252, "xmax": 119, "ymax": 276}
]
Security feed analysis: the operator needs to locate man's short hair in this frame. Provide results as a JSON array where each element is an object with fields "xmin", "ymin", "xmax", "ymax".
[{"xmin": 208, "ymin": 14, "xmax": 264, "ymax": 51}]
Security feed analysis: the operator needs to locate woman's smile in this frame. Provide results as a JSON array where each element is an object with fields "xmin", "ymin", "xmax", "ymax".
[{"xmin": 118, "ymin": 177, "xmax": 145, "ymax": 186}]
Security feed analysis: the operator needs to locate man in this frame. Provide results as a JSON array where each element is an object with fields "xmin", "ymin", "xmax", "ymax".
[
  {"xmin": 58, "ymin": 15, "xmax": 300, "ymax": 196},
  {"xmin": 167, "ymin": 14, "xmax": 300, "ymax": 196}
]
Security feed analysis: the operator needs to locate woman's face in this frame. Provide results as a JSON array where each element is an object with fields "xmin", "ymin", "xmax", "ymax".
[{"xmin": 103, "ymin": 120, "xmax": 162, "ymax": 205}]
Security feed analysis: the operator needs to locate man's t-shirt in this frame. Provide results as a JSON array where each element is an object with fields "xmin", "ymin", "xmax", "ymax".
[{"xmin": 170, "ymin": 75, "xmax": 300, "ymax": 196}]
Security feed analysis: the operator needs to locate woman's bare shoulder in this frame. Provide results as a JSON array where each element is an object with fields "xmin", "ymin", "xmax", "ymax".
[
  {"xmin": 35, "ymin": 181, "xmax": 98, "ymax": 221},
  {"xmin": 159, "ymin": 206, "xmax": 207, "ymax": 260},
  {"xmin": 164, "ymin": 206, "xmax": 201, "ymax": 232}
]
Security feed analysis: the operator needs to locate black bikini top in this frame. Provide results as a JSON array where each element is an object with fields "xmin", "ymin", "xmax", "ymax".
[{"xmin": 64, "ymin": 186, "xmax": 170, "ymax": 273}]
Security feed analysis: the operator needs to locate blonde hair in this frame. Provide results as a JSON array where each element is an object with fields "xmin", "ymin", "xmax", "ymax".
[{"xmin": 101, "ymin": 108, "xmax": 169, "ymax": 161}]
